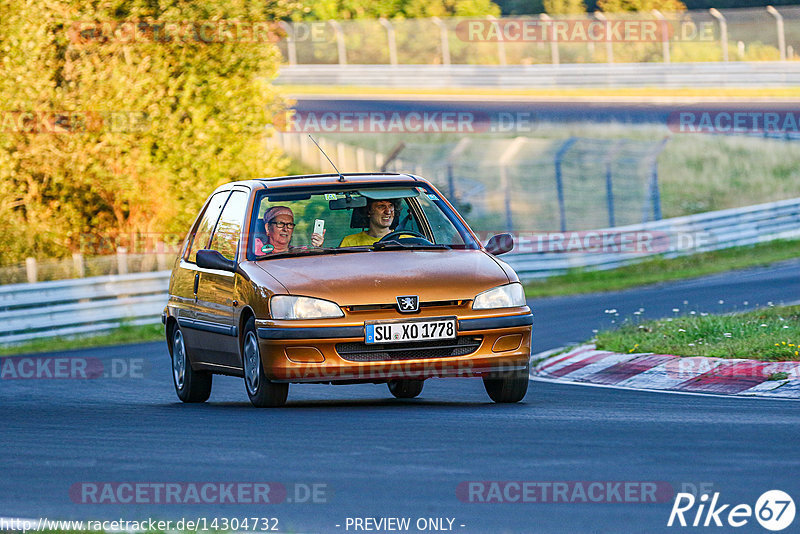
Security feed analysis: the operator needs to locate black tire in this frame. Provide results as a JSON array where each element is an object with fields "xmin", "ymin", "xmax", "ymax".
[
  {"xmin": 171, "ymin": 324, "xmax": 212, "ymax": 403},
  {"xmin": 241, "ymin": 316, "xmax": 288, "ymax": 407},
  {"xmin": 388, "ymin": 379, "xmax": 424, "ymax": 399},
  {"xmin": 483, "ymin": 362, "xmax": 529, "ymax": 403}
]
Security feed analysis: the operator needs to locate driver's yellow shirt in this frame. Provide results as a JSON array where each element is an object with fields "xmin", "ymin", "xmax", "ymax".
[{"xmin": 339, "ymin": 231, "xmax": 381, "ymax": 247}]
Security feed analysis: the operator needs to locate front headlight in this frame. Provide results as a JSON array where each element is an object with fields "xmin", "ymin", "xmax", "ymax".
[
  {"xmin": 270, "ymin": 295, "xmax": 344, "ymax": 319},
  {"xmin": 472, "ymin": 283, "xmax": 526, "ymax": 310}
]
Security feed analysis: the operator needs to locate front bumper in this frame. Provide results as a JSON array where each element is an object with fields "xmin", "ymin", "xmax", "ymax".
[{"xmin": 256, "ymin": 313, "xmax": 533, "ymax": 383}]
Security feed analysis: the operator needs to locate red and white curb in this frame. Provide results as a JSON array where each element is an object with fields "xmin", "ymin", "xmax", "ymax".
[{"xmin": 532, "ymin": 344, "xmax": 800, "ymax": 399}]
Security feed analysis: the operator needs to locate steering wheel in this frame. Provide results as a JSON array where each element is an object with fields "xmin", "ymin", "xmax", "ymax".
[{"xmin": 377, "ymin": 230, "xmax": 427, "ymax": 242}]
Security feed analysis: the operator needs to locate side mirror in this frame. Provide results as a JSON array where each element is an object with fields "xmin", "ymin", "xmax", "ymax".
[
  {"xmin": 196, "ymin": 249, "xmax": 236, "ymax": 272},
  {"xmin": 485, "ymin": 233, "xmax": 514, "ymax": 256}
]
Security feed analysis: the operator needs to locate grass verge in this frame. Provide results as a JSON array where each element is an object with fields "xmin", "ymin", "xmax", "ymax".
[
  {"xmin": 0, "ymin": 323, "xmax": 163, "ymax": 357},
  {"xmin": 523, "ymin": 238, "xmax": 800, "ymax": 298},
  {"xmin": 595, "ymin": 305, "xmax": 800, "ymax": 361}
]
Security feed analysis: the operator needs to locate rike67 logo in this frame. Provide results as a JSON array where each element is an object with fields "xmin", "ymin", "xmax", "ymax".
[{"xmin": 668, "ymin": 490, "xmax": 795, "ymax": 531}]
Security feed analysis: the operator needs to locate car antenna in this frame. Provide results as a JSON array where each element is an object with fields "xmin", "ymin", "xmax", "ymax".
[{"xmin": 308, "ymin": 134, "xmax": 346, "ymax": 182}]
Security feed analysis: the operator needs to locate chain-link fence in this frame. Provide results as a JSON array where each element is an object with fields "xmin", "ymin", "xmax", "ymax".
[
  {"xmin": 271, "ymin": 133, "xmax": 668, "ymax": 233},
  {"xmin": 276, "ymin": 6, "xmax": 800, "ymax": 66}
]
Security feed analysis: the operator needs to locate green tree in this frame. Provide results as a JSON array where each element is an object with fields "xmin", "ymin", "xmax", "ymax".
[
  {"xmin": 0, "ymin": 0, "xmax": 291, "ymax": 264},
  {"xmin": 544, "ymin": 0, "xmax": 587, "ymax": 15},
  {"xmin": 598, "ymin": 0, "xmax": 686, "ymax": 12}
]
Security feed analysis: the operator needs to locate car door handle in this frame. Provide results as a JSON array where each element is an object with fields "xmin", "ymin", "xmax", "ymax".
[{"xmin": 193, "ymin": 272, "xmax": 199, "ymax": 294}]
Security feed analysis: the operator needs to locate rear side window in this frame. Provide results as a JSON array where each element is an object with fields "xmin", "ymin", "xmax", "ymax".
[
  {"xmin": 209, "ymin": 191, "xmax": 248, "ymax": 260},
  {"xmin": 186, "ymin": 191, "xmax": 229, "ymax": 263}
]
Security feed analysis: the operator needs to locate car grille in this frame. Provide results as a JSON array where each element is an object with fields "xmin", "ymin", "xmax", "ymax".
[{"xmin": 336, "ymin": 335, "xmax": 483, "ymax": 362}]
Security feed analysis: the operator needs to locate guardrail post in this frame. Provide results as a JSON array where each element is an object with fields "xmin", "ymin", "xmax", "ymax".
[
  {"xmin": 767, "ymin": 6, "xmax": 787, "ymax": 61},
  {"xmin": 117, "ymin": 247, "xmax": 128, "ymax": 275},
  {"xmin": 446, "ymin": 138, "xmax": 471, "ymax": 200},
  {"xmin": 540, "ymin": 14, "xmax": 559, "ymax": 66},
  {"xmin": 328, "ymin": 20, "xmax": 347, "ymax": 65},
  {"xmin": 652, "ymin": 10, "xmax": 670, "ymax": 64},
  {"xmin": 595, "ymin": 12, "xmax": 613, "ymax": 64},
  {"xmin": 72, "ymin": 252, "xmax": 85, "ymax": 278},
  {"xmin": 25, "ymin": 257, "xmax": 37, "ymax": 283},
  {"xmin": 431, "ymin": 17, "xmax": 451, "ymax": 66},
  {"xmin": 554, "ymin": 137, "xmax": 577, "ymax": 232},
  {"xmin": 709, "ymin": 9, "xmax": 729, "ymax": 62},
  {"xmin": 278, "ymin": 21, "xmax": 297, "ymax": 65},
  {"xmin": 488, "ymin": 15, "xmax": 507, "ymax": 66},
  {"xmin": 379, "ymin": 18, "xmax": 398, "ymax": 66}
]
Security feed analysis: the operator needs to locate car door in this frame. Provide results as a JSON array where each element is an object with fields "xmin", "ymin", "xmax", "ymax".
[
  {"xmin": 179, "ymin": 190, "xmax": 230, "ymax": 360},
  {"xmin": 193, "ymin": 188, "xmax": 249, "ymax": 370}
]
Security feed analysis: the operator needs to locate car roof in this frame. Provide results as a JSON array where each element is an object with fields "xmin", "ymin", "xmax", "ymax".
[{"xmin": 248, "ymin": 172, "xmax": 422, "ymax": 190}]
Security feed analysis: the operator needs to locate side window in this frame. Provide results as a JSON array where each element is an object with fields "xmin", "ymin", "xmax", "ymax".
[
  {"xmin": 186, "ymin": 191, "xmax": 229, "ymax": 263},
  {"xmin": 209, "ymin": 191, "xmax": 248, "ymax": 260}
]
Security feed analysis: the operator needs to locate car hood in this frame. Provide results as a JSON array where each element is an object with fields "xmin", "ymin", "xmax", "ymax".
[{"xmin": 255, "ymin": 249, "xmax": 510, "ymax": 306}]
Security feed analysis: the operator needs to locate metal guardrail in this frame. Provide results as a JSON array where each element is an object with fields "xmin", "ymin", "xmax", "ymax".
[
  {"xmin": 503, "ymin": 196, "xmax": 800, "ymax": 280},
  {"xmin": 1, "ymin": 197, "xmax": 798, "ymax": 344},
  {"xmin": 275, "ymin": 62, "xmax": 800, "ymax": 88},
  {"xmin": 0, "ymin": 271, "xmax": 169, "ymax": 344}
]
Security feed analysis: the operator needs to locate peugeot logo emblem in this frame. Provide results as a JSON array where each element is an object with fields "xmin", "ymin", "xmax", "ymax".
[{"xmin": 396, "ymin": 295, "xmax": 419, "ymax": 313}]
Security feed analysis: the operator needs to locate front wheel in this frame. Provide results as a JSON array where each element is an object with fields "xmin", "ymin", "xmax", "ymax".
[
  {"xmin": 483, "ymin": 362, "xmax": 529, "ymax": 403},
  {"xmin": 242, "ymin": 316, "xmax": 288, "ymax": 407},
  {"xmin": 171, "ymin": 325, "xmax": 212, "ymax": 403},
  {"xmin": 388, "ymin": 379, "xmax": 424, "ymax": 399}
]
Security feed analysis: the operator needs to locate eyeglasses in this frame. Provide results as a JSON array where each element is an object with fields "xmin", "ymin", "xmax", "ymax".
[{"xmin": 268, "ymin": 221, "xmax": 296, "ymax": 230}]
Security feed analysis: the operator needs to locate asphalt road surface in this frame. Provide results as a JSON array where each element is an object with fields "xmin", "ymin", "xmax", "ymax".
[{"xmin": 2, "ymin": 260, "xmax": 799, "ymax": 534}]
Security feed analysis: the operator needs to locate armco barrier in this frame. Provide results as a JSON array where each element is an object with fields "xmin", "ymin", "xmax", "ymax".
[
  {"xmin": 502, "ymin": 197, "xmax": 800, "ymax": 280},
  {"xmin": 275, "ymin": 62, "xmax": 800, "ymax": 89},
  {"xmin": 1, "ymin": 197, "xmax": 798, "ymax": 343},
  {"xmin": 0, "ymin": 271, "xmax": 169, "ymax": 344}
]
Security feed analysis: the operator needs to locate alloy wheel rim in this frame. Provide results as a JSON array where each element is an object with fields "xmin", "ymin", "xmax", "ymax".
[
  {"xmin": 172, "ymin": 329, "xmax": 186, "ymax": 389},
  {"xmin": 244, "ymin": 331, "xmax": 260, "ymax": 395}
]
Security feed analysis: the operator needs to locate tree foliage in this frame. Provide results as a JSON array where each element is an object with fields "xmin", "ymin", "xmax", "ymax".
[
  {"xmin": 597, "ymin": 0, "xmax": 686, "ymax": 12},
  {"xmin": 299, "ymin": 0, "xmax": 501, "ymax": 20},
  {"xmin": 544, "ymin": 0, "xmax": 587, "ymax": 15},
  {"xmin": 0, "ymin": 0, "xmax": 291, "ymax": 264}
]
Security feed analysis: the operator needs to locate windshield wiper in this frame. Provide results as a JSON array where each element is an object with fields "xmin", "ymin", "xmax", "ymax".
[
  {"xmin": 257, "ymin": 247, "xmax": 372, "ymax": 260},
  {"xmin": 372, "ymin": 240, "xmax": 450, "ymax": 251}
]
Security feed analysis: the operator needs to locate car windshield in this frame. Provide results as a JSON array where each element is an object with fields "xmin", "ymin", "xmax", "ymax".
[{"xmin": 248, "ymin": 184, "xmax": 479, "ymax": 260}]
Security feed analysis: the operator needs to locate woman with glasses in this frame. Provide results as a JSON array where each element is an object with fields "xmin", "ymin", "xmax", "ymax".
[{"xmin": 255, "ymin": 205, "xmax": 325, "ymax": 255}]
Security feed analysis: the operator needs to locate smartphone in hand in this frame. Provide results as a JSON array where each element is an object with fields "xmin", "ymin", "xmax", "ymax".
[{"xmin": 313, "ymin": 219, "xmax": 325, "ymax": 236}]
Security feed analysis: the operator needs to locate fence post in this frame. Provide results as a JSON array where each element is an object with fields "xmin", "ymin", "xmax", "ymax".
[
  {"xmin": 595, "ymin": 12, "xmax": 613, "ymax": 64},
  {"xmin": 604, "ymin": 140, "xmax": 625, "ymax": 228},
  {"xmin": 767, "ymin": 6, "xmax": 787, "ymax": 61},
  {"xmin": 645, "ymin": 137, "xmax": 669, "ymax": 222},
  {"xmin": 328, "ymin": 20, "xmax": 347, "ymax": 65},
  {"xmin": 554, "ymin": 137, "xmax": 578, "ymax": 232},
  {"xmin": 117, "ymin": 247, "xmax": 128, "ymax": 275},
  {"xmin": 431, "ymin": 17, "xmax": 451, "ymax": 66},
  {"xmin": 72, "ymin": 252, "xmax": 85, "ymax": 278},
  {"xmin": 156, "ymin": 241, "xmax": 169, "ymax": 271},
  {"xmin": 487, "ymin": 15, "xmax": 507, "ymax": 66},
  {"xmin": 498, "ymin": 137, "xmax": 526, "ymax": 232},
  {"xmin": 25, "ymin": 257, "xmax": 37, "ymax": 283},
  {"xmin": 540, "ymin": 14, "xmax": 559, "ymax": 66},
  {"xmin": 652, "ymin": 10, "xmax": 670, "ymax": 64},
  {"xmin": 709, "ymin": 9, "xmax": 729, "ymax": 62},
  {"xmin": 379, "ymin": 18, "xmax": 398, "ymax": 66},
  {"xmin": 446, "ymin": 138, "xmax": 471, "ymax": 200},
  {"xmin": 278, "ymin": 21, "xmax": 297, "ymax": 65}
]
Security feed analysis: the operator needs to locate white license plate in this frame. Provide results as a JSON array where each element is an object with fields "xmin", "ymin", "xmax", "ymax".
[{"xmin": 365, "ymin": 318, "xmax": 457, "ymax": 344}]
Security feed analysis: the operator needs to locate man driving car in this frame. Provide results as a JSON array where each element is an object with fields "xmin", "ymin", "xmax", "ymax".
[{"xmin": 339, "ymin": 199, "xmax": 400, "ymax": 247}]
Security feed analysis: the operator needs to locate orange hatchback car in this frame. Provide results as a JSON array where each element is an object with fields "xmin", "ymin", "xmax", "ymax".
[{"xmin": 163, "ymin": 173, "xmax": 533, "ymax": 407}]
